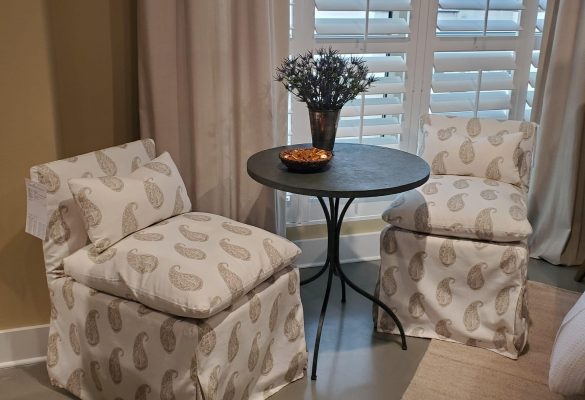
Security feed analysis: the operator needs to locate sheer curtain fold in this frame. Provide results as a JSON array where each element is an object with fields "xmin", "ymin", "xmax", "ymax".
[
  {"xmin": 528, "ymin": 0, "xmax": 585, "ymax": 266},
  {"xmin": 138, "ymin": 0, "xmax": 288, "ymax": 233}
]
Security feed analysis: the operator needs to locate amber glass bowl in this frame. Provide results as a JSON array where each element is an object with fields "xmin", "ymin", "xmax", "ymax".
[{"xmin": 279, "ymin": 147, "xmax": 333, "ymax": 172}]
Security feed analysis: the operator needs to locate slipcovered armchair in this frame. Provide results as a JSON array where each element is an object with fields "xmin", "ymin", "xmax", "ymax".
[
  {"xmin": 374, "ymin": 115, "xmax": 537, "ymax": 359},
  {"xmin": 31, "ymin": 139, "xmax": 307, "ymax": 399}
]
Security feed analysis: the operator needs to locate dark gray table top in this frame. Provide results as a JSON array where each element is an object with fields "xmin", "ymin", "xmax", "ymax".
[{"xmin": 247, "ymin": 143, "xmax": 430, "ymax": 198}]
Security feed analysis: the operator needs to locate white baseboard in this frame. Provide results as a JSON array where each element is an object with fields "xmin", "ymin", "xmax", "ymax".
[
  {"xmin": 294, "ymin": 231, "xmax": 381, "ymax": 268},
  {"xmin": 0, "ymin": 324, "xmax": 49, "ymax": 369}
]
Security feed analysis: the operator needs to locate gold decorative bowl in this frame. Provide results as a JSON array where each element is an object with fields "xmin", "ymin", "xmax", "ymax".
[{"xmin": 279, "ymin": 147, "xmax": 333, "ymax": 172}]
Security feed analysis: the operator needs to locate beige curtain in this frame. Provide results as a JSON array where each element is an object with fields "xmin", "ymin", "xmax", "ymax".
[
  {"xmin": 138, "ymin": 0, "xmax": 288, "ymax": 233},
  {"xmin": 528, "ymin": 0, "xmax": 585, "ymax": 266}
]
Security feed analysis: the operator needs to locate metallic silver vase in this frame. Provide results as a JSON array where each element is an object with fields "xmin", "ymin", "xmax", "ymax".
[{"xmin": 308, "ymin": 109, "xmax": 341, "ymax": 151}]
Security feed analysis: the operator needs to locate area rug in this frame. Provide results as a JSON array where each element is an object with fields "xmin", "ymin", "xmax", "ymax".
[{"xmin": 403, "ymin": 281, "xmax": 581, "ymax": 400}]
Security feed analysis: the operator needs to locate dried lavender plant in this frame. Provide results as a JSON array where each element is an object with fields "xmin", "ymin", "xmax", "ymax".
[{"xmin": 275, "ymin": 47, "xmax": 377, "ymax": 111}]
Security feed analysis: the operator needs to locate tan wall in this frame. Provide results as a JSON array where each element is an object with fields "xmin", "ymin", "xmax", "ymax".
[
  {"xmin": 0, "ymin": 0, "xmax": 138, "ymax": 330},
  {"xmin": 0, "ymin": 0, "xmax": 59, "ymax": 330},
  {"xmin": 47, "ymin": 0, "xmax": 138, "ymax": 157}
]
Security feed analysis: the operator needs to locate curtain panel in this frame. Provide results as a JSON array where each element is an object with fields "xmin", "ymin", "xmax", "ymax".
[
  {"xmin": 138, "ymin": 0, "xmax": 289, "ymax": 233},
  {"xmin": 528, "ymin": 0, "xmax": 585, "ymax": 266}
]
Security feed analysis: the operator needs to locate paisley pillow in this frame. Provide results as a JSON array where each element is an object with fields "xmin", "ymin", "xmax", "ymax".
[
  {"xmin": 68, "ymin": 152, "xmax": 191, "ymax": 252},
  {"xmin": 62, "ymin": 212, "xmax": 301, "ymax": 318},
  {"xmin": 420, "ymin": 126, "xmax": 524, "ymax": 185}
]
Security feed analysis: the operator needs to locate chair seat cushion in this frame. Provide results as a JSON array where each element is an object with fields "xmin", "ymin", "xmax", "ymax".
[
  {"xmin": 62, "ymin": 212, "xmax": 300, "ymax": 318},
  {"xmin": 382, "ymin": 175, "xmax": 532, "ymax": 242}
]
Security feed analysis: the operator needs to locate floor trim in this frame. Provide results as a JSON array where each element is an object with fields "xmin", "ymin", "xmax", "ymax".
[
  {"xmin": 0, "ymin": 324, "xmax": 49, "ymax": 369},
  {"xmin": 294, "ymin": 231, "xmax": 380, "ymax": 268}
]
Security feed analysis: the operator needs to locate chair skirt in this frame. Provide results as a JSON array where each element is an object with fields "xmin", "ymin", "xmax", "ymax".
[
  {"xmin": 46, "ymin": 265, "xmax": 307, "ymax": 399},
  {"xmin": 375, "ymin": 225, "xmax": 529, "ymax": 359}
]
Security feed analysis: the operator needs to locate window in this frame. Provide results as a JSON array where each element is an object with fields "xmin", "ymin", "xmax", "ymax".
[{"xmin": 287, "ymin": 0, "xmax": 545, "ymax": 227}]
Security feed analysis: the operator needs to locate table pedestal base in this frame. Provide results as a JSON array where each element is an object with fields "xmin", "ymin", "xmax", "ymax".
[{"xmin": 300, "ymin": 197, "xmax": 408, "ymax": 380}]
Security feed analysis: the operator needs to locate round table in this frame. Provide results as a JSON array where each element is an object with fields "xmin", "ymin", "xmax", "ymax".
[{"xmin": 247, "ymin": 143, "xmax": 430, "ymax": 380}]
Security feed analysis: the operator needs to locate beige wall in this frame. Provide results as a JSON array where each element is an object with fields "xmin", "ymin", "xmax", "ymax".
[
  {"xmin": 0, "ymin": 0, "xmax": 138, "ymax": 330},
  {"xmin": 47, "ymin": 0, "xmax": 138, "ymax": 157},
  {"xmin": 0, "ymin": 0, "xmax": 58, "ymax": 330}
]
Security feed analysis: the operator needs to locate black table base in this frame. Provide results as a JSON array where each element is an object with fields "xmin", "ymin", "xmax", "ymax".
[
  {"xmin": 247, "ymin": 143, "xmax": 430, "ymax": 380},
  {"xmin": 300, "ymin": 197, "xmax": 408, "ymax": 380}
]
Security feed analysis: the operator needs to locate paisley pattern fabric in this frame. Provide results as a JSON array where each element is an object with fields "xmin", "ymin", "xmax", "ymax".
[
  {"xmin": 383, "ymin": 175, "xmax": 533, "ymax": 242},
  {"xmin": 418, "ymin": 115, "xmax": 538, "ymax": 191},
  {"xmin": 68, "ymin": 152, "xmax": 191, "ymax": 252},
  {"xmin": 46, "ymin": 267, "xmax": 307, "ymax": 399},
  {"xmin": 376, "ymin": 226, "xmax": 529, "ymax": 359},
  {"xmin": 374, "ymin": 115, "xmax": 537, "ymax": 360},
  {"xmin": 30, "ymin": 139, "xmax": 155, "ymax": 281},
  {"xmin": 421, "ymin": 126, "xmax": 524, "ymax": 185},
  {"xmin": 63, "ymin": 212, "xmax": 301, "ymax": 319}
]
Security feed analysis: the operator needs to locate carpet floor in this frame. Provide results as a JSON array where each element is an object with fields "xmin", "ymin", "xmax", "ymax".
[{"xmin": 403, "ymin": 281, "xmax": 584, "ymax": 400}]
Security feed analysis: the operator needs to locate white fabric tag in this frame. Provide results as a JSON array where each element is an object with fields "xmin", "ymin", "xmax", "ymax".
[{"xmin": 25, "ymin": 178, "xmax": 48, "ymax": 240}]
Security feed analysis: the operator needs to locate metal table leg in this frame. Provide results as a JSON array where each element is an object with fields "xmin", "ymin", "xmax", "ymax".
[{"xmin": 300, "ymin": 196, "xmax": 407, "ymax": 380}]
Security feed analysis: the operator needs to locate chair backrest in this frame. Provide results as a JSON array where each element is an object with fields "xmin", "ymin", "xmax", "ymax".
[
  {"xmin": 30, "ymin": 139, "xmax": 156, "ymax": 281},
  {"xmin": 418, "ymin": 114, "xmax": 538, "ymax": 191}
]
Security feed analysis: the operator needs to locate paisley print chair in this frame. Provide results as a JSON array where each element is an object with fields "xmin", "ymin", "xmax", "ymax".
[
  {"xmin": 31, "ymin": 140, "xmax": 307, "ymax": 399},
  {"xmin": 375, "ymin": 115, "xmax": 537, "ymax": 359}
]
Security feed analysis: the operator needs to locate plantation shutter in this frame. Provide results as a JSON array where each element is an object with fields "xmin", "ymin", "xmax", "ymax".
[
  {"xmin": 307, "ymin": 0, "xmax": 414, "ymax": 148},
  {"xmin": 287, "ymin": 0, "xmax": 546, "ymax": 226},
  {"xmin": 428, "ymin": 0, "xmax": 540, "ymax": 121}
]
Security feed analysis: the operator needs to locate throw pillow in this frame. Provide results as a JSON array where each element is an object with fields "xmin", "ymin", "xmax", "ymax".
[
  {"xmin": 420, "ymin": 125, "xmax": 524, "ymax": 185},
  {"xmin": 68, "ymin": 151, "xmax": 191, "ymax": 251}
]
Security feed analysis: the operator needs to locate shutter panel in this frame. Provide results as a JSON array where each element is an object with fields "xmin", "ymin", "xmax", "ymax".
[
  {"xmin": 313, "ymin": 0, "xmax": 413, "ymax": 147},
  {"xmin": 430, "ymin": 0, "xmax": 530, "ymax": 119}
]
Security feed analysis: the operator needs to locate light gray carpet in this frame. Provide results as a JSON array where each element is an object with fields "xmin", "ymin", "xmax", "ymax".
[{"xmin": 0, "ymin": 259, "xmax": 582, "ymax": 400}]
